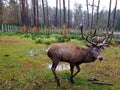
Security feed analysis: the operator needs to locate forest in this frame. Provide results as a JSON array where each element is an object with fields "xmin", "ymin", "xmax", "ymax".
[
  {"xmin": 0, "ymin": 0, "xmax": 120, "ymax": 32},
  {"xmin": 0, "ymin": 0, "xmax": 120, "ymax": 90}
]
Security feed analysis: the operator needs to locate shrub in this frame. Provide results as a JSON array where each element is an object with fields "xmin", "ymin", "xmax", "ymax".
[
  {"xmin": 31, "ymin": 36, "xmax": 36, "ymax": 40},
  {"xmin": 71, "ymin": 35, "xmax": 76, "ymax": 39},
  {"xmin": 113, "ymin": 37, "xmax": 120, "ymax": 44},
  {"xmin": 56, "ymin": 36, "xmax": 65, "ymax": 42},
  {"xmin": 2, "ymin": 32, "xmax": 16, "ymax": 36},
  {"xmin": 44, "ymin": 41, "xmax": 51, "ymax": 45},
  {"xmin": 24, "ymin": 33, "xmax": 31, "ymax": 38},
  {"xmin": 45, "ymin": 35, "xmax": 50, "ymax": 38},
  {"xmin": 35, "ymin": 39, "xmax": 43, "ymax": 44}
]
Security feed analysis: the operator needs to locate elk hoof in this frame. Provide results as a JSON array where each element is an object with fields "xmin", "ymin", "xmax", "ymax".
[
  {"xmin": 57, "ymin": 82, "xmax": 61, "ymax": 86},
  {"xmin": 70, "ymin": 79, "xmax": 74, "ymax": 84}
]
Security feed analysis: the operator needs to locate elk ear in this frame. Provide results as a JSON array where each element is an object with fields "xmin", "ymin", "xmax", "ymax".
[{"xmin": 104, "ymin": 43, "xmax": 110, "ymax": 47}]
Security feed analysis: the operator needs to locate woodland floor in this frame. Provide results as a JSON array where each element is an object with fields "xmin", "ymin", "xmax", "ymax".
[{"xmin": 0, "ymin": 34, "xmax": 120, "ymax": 90}]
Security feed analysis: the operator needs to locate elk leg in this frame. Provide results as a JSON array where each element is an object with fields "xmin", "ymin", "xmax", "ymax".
[
  {"xmin": 70, "ymin": 63, "xmax": 75, "ymax": 83},
  {"xmin": 72, "ymin": 65, "xmax": 80, "ymax": 78},
  {"xmin": 51, "ymin": 61, "xmax": 60, "ymax": 86},
  {"xmin": 70, "ymin": 65, "xmax": 80, "ymax": 84}
]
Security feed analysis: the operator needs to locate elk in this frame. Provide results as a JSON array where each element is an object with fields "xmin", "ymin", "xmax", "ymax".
[{"xmin": 46, "ymin": 25, "xmax": 109, "ymax": 86}]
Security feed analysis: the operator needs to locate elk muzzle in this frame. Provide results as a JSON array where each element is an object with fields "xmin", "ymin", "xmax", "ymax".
[{"xmin": 97, "ymin": 55, "xmax": 103, "ymax": 61}]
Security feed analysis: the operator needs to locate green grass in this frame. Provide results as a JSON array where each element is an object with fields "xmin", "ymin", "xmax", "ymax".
[{"xmin": 0, "ymin": 33, "xmax": 120, "ymax": 90}]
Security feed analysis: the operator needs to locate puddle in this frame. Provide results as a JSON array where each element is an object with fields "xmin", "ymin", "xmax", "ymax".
[
  {"xmin": 38, "ymin": 48, "xmax": 45, "ymax": 51},
  {"xmin": 29, "ymin": 49, "xmax": 35, "ymax": 56},
  {"xmin": 28, "ymin": 48, "xmax": 45, "ymax": 56},
  {"xmin": 47, "ymin": 63, "xmax": 70, "ymax": 71}
]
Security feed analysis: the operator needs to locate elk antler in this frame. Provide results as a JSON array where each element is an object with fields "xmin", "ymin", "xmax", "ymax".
[
  {"xmin": 93, "ymin": 28, "xmax": 97, "ymax": 37},
  {"xmin": 80, "ymin": 24, "xmax": 96, "ymax": 45},
  {"xmin": 102, "ymin": 29, "xmax": 114, "ymax": 45},
  {"xmin": 108, "ymin": 28, "xmax": 114, "ymax": 43}
]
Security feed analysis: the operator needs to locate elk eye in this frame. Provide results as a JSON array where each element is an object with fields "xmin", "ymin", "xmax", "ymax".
[
  {"xmin": 99, "ymin": 46, "xmax": 102, "ymax": 49},
  {"xmin": 99, "ymin": 46, "xmax": 104, "ymax": 50}
]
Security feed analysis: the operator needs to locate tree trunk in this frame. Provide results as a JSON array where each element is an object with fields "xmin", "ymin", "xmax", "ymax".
[
  {"xmin": 59, "ymin": 0, "xmax": 62, "ymax": 33},
  {"xmin": 107, "ymin": 0, "xmax": 112, "ymax": 33},
  {"xmin": 112, "ymin": 0, "xmax": 117, "ymax": 27},
  {"xmin": 91, "ymin": 0, "xmax": 94, "ymax": 30},
  {"xmin": 63, "ymin": 0, "xmax": 66, "ymax": 39},
  {"xmin": 46, "ymin": 0, "xmax": 50, "ymax": 33},
  {"xmin": 86, "ymin": 0, "xmax": 90, "ymax": 29},
  {"xmin": 20, "ymin": 0, "xmax": 28, "ymax": 33},
  {"xmin": 110, "ymin": 0, "xmax": 117, "ymax": 42},
  {"xmin": 32, "ymin": 0, "xmax": 37, "ymax": 32},
  {"xmin": 96, "ymin": 0, "xmax": 100, "ymax": 27},
  {"xmin": 55, "ymin": 0, "xmax": 58, "ymax": 33},
  {"xmin": 42, "ymin": 0, "xmax": 46, "ymax": 33},
  {"xmin": 0, "ymin": 0, "xmax": 2, "ymax": 30}
]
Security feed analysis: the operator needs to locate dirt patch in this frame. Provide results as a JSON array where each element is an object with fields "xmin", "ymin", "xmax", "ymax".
[{"xmin": 0, "ymin": 40, "xmax": 18, "ymax": 44}]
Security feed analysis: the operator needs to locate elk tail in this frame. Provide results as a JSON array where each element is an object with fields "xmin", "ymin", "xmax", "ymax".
[{"xmin": 45, "ymin": 48, "xmax": 50, "ymax": 55}]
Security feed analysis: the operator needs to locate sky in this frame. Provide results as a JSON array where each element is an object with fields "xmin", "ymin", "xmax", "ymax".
[{"xmin": 47, "ymin": 0, "xmax": 120, "ymax": 11}]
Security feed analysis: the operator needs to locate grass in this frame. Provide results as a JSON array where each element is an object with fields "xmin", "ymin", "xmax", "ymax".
[{"xmin": 0, "ymin": 32, "xmax": 120, "ymax": 90}]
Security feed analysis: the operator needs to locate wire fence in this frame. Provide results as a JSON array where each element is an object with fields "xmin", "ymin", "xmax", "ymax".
[{"xmin": 0, "ymin": 24, "xmax": 120, "ymax": 37}]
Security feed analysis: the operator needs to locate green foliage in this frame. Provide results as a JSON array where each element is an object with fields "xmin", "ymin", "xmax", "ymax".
[
  {"xmin": 56, "ymin": 36, "xmax": 65, "ymax": 42},
  {"xmin": 112, "ymin": 36, "xmax": 120, "ymax": 44},
  {"xmin": 44, "ymin": 41, "xmax": 51, "ymax": 45},
  {"xmin": 35, "ymin": 38, "xmax": 43, "ymax": 44},
  {"xmin": 1, "ymin": 31, "xmax": 120, "ymax": 46},
  {"xmin": 35, "ymin": 38, "xmax": 51, "ymax": 45},
  {"xmin": 1, "ymin": 32, "xmax": 16, "ymax": 36},
  {"xmin": 24, "ymin": 33, "xmax": 31, "ymax": 38}
]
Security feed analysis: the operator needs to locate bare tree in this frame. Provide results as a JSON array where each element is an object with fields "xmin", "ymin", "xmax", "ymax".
[
  {"xmin": 25, "ymin": 0, "xmax": 29, "ymax": 26},
  {"xmin": 93, "ymin": 0, "xmax": 100, "ymax": 36},
  {"xmin": 55, "ymin": 0, "xmax": 58, "ymax": 27},
  {"xmin": 32, "ymin": 0, "xmax": 39, "ymax": 32},
  {"xmin": 36, "ymin": 0, "xmax": 39, "ymax": 27},
  {"xmin": 53, "ymin": 0, "xmax": 58, "ymax": 33},
  {"xmin": 63, "ymin": 0, "xmax": 66, "ymax": 38},
  {"xmin": 59, "ymin": 0, "xmax": 61, "ymax": 28},
  {"xmin": 42, "ymin": 0, "xmax": 46, "ymax": 28},
  {"xmin": 86, "ymin": 0, "xmax": 90, "ymax": 29},
  {"xmin": 68, "ymin": 0, "xmax": 70, "ymax": 28},
  {"xmin": 46, "ymin": 0, "xmax": 49, "ymax": 28},
  {"xmin": 0, "ymin": 0, "xmax": 3, "ymax": 30},
  {"xmin": 42, "ymin": 0, "xmax": 50, "ymax": 33},
  {"xmin": 112, "ymin": 0, "xmax": 117, "ymax": 28},
  {"xmin": 96, "ymin": 0, "xmax": 100, "ymax": 27},
  {"xmin": 20, "ymin": 0, "xmax": 28, "ymax": 33},
  {"xmin": 110, "ymin": 0, "xmax": 117, "ymax": 42},
  {"xmin": 107, "ymin": 0, "xmax": 112, "ymax": 32},
  {"xmin": 32, "ymin": 0, "xmax": 36, "ymax": 26},
  {"xmin": 91, "ymin": 0, "xmax": 94, "ymax": 29}
]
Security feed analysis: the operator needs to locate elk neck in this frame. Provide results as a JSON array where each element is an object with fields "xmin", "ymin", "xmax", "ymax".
[{"xmin": 80, "ymin": 47, "xmax": 97, "ymax": 63}]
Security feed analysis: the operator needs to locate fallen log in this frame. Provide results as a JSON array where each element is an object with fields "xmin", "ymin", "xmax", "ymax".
[{"xmin": 92, "ymin": 81, "xmax": 113, "ymax": 85}]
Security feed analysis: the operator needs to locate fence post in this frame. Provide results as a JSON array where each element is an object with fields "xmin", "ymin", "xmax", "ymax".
[
  {"xmin": 2, "ymin": 24, "xmax": 4, "ymax": 32},
  {"xmin": 0, "ymin": 24, "xmax": 1, "ymax": 31}
]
